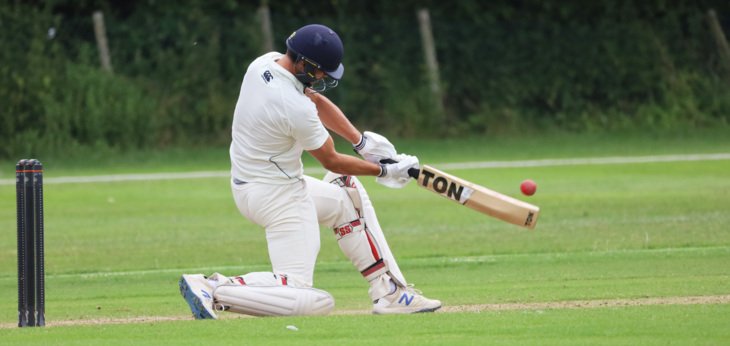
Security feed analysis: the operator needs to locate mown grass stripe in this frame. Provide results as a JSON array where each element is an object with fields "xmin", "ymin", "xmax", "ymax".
[
  {"xmin": 1, "ymin": 153, "xmax": 728, "ymax": 186},
  {"xmin": 1, "ymin": 294, "xmax": 728, "ymax": 329},
  {"xmin": 0, "ymin": 245, "xmax": 723, "ymax": 280}
]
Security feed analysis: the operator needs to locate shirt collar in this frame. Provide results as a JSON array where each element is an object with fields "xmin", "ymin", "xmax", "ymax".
[{"xmin": 268, "ymin": 52, "xmax": 307, "ymax": 93}]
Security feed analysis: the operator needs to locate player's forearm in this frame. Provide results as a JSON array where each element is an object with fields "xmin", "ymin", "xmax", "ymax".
[
  {"xmin": 307, "ymin": 92, "xmax": 361, "ymax": 144},
  {"xmin": 320, "ymin": 153, "xmax": 382, "ymax": 177}
]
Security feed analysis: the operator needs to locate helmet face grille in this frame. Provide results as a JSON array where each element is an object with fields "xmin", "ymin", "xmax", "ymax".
[{"xmin": 292, "ymin": 54, "xmax": 339, "ymax": 93}]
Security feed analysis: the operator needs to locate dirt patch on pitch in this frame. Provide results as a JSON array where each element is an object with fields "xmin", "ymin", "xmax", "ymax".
[
  {"xmin": 0, "ymin": 316, "xmax": 191, "ymax": 329},
  {"xmin": 439, "ymin": 294, "xmax": 730, "ymax": 313},
  {"xmin": 2, "ymin": 295, "xmax": 728, "ymax": 328}
]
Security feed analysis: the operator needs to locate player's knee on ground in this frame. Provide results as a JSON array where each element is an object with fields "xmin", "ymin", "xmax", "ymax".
[{"xmin": 213, "ymin": 285, "xmax": 334, "ymax": 317}]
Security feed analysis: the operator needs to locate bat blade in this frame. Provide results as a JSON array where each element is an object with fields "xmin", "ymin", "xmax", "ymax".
[{"xmin": 411, "ymin": 165, "xmax": 540, "ymax": 229}]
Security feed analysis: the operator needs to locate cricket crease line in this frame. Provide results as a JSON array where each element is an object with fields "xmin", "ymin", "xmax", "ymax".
[
  {"xmin": 1, "ymin": 153, "xmax": 729, "ymax": 185},
  {"xmin": 1, "ymin": 295, "xmax": 728, "ymax": 329}
]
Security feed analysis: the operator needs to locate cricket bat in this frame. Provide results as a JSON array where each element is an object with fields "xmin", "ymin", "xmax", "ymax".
[{"xmin": 407, "ymin": 165, "xmax": 540, "ymax": 229}]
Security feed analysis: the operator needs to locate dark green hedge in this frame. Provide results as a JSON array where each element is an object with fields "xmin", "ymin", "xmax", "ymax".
[{"xmin": 2, "ymin": 0, "xmax": 729, "ymax": 159}]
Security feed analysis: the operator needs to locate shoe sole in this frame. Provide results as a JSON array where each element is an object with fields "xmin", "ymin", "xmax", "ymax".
[
  {"xmin": 179, "ymin": 276, "xmax": 216, "ymax": 319},
  {"xmin": 417, "ymin": 305, "xmax": 442, "ymax": 313},
  {"xmin": 373, "ymin": 304, "xmax": 442, "ymax": 314}
]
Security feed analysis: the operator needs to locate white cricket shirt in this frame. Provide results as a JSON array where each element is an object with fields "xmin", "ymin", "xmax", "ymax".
[{"xmin": 230, "ymin": 52, "xmax": 329, "ymax": 184}]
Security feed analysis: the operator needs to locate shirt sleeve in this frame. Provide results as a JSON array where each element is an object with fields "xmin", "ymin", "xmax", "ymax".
[{"xmin": 289, "ymin": 100, "xmax": 329, "ymax": 151}]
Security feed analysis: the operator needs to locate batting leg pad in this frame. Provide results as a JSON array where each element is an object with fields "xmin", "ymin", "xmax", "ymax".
[
  {"xmin": 324, "ymin": 173, "xmax": 408, "ymax": 297},
  {"xmin": 213, "ymin": 285, "xmax": 335, "ymax": 317}
]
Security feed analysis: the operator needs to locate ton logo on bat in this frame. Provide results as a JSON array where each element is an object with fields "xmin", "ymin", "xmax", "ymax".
[{"xmin": 420, "ymin": 169, "xmax": 466, "ymax": 202}]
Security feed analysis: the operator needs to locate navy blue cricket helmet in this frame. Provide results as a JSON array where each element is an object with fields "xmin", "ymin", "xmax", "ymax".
[{"xmin": 286, "ymin": 24, "xmax": 344, "ymax": 91}]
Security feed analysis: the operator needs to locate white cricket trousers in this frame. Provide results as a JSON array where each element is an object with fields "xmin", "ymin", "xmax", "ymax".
[{"xmin": 231, "ymin": 176, "xmax": 359, "ymax": 288}]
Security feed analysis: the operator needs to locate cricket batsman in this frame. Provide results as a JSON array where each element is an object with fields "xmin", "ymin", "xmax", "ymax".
[{"xmin": 179, "ymin": 24, "xmax": 441, "ymax": 318}]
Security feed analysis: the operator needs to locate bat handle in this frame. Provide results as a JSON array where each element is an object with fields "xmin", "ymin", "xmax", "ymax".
[{"xmin": 379, "ymin": 159, "xmax": 420, "ymax": 179}]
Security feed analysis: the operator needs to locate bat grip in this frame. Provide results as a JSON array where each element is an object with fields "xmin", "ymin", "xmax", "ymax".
[{"xmin": 379, "ymin": 159, "xmax": 420, "ymax": 179}]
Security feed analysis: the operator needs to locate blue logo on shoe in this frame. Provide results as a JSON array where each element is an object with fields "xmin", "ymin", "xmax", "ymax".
[
  {"xmin": 201, "ymin": 290, "xmax": 211, "ymax": 299},
  {"xmin": 398, "ymin": 293, "xmax": 414, "ymax": 306}
]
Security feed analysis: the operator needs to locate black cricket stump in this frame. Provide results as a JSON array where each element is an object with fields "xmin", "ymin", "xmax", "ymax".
[{"xmin": 16, "ymin": 159, "xmax": 45, "ymax": 327}]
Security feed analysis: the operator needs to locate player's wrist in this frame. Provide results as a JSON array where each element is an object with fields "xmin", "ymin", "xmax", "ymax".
[
  {"xmin": 378, "ymin": 163, "xmax": 387, "ymax": 177},
  {"xmin": 353, "ymin": 134, "xmax": 366, "ymax": 151}
]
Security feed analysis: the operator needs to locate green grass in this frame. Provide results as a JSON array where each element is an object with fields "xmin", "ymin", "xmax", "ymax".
[
  {"xmin": 3, "ymin": 305, "xmax": 730, "ymax": 345},
  {"xmin": 0, "ymin": 246, "xmax": 727, "ymax": 322},
  {"xmin": 2, "ymin": 127, "xmax": 729, "ymax": 177},
  {"xmin": 0, "ymin": 130, "xmax": 729, "ymax": 344}
]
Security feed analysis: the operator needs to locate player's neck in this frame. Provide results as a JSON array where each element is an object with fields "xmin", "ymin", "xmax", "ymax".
[{"xmin": 276, "ymin": 54, "xmax": 296, "ymax": 76}]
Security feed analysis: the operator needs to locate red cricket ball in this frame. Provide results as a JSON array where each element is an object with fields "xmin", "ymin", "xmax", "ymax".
[{"xmin": 520, "ymin": 179, "xmax": 537, "ymax": 196}]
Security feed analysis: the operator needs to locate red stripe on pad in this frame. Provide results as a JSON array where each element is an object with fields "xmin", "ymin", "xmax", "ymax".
[
  {"xmin": 365, "ymin": 230, "xmax": 381, "ymax": 261},
  {"xmin": 361, "ymin": 260, "xmax": 385, "ymax": 277}
]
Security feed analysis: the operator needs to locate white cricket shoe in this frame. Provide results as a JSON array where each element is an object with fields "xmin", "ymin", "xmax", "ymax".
[
  {"xmin": 179, "ymin": 274, "xmax": 218, "ymax": 319},
  {"xmin": 372, "ymin": 285, "xmax": 441, "ymax": 314}
]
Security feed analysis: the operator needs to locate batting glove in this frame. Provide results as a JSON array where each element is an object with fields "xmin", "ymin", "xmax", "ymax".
[
  {"xmin": 376, "ymin": 154, "xmax": 419, "ymax": 189},
  {"xmin": 354, "ymin": 131, "xmax": 397, "ymax": 164}
]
